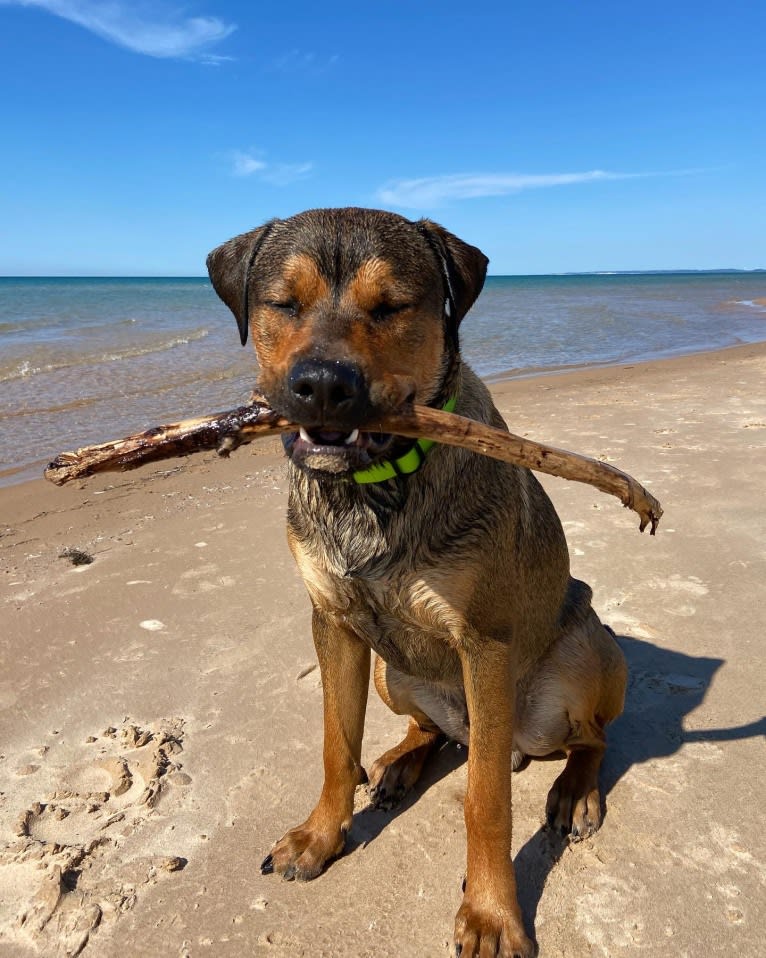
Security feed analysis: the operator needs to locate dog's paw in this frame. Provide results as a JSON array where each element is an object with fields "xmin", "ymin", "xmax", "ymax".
[
  {"xmin": 261, "ymin": 820, "xmax": 346, "ymax": 881},
  {"xmin": 454, "ymin": 899, "xmax": 536, "ymax": 958},
  {"xmin": 367, "ymin": 755, "xmax": 412, "ymax": 810},
  {"xmin": 367, "ymin": 752, "xmax": 424, "ymax": 810},
  {"xmin": 545, "ymin": 753, "xmax": 603, "ymax": 840},
  {"xmin": 367, "ymin": 735, "xmax": 439, "ymax": 810}
]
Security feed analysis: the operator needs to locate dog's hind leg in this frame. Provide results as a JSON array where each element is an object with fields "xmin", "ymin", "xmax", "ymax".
[
  {"xmin": 368, "ymin": 656, "xmax": 456, "ymax": 809},
  {"xmin": 545, "ymin": 742, "xmax": 608, "ymax": 840},
  {"xmin": 548, "ymin": 618, "xmax": 626, "ymax": 840},
  {"xmin": 517, "ymin": 605, "xmax": 627, "ymax": 840},
  {"xmin": 368, "ymin": 718, "xmax": 442, "ymax": 810}
]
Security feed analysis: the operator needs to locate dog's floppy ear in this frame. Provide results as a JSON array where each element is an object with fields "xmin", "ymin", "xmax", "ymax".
[
  {"xmin": 416, "ymin": 219, "xmax": 489, "ymax": 327},
  {"xmin": 206, "ymin": 220, "xmax": 277, "ymax": 346}
]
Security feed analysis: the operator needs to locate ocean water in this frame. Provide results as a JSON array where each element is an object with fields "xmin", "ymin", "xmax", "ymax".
[{"xmin": 1, "ymin": 273, "xmax": 765, "ymax": 486}]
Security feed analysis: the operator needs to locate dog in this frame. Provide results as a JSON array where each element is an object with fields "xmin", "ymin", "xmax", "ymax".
[{"xmin": 207, "ymin": 208, "xmax": 627, "ymax": 957}]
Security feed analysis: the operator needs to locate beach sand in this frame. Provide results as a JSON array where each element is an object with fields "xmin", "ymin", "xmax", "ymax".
[{"xmin": 1, "ymin": 343, "xmax": 765, "ymax": 957}]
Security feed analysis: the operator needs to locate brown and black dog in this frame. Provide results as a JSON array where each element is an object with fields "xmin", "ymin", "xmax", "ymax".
[{"xmin": 207, "ymin": 208, "xmax": 627, "ymax": 958}]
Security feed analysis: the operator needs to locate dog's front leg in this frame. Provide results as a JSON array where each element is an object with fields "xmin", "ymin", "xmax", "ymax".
[
  {"xmin": 455, "ymin": 640, "xmax": 535, "ymax": 958},
  {"xmin": 261, "ymin": 607, "xmax": 370, "ymax": 880}
]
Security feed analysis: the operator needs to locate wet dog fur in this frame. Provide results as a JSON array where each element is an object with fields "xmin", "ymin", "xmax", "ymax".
[{"xmin": 207, "ymin": 208, "xmax": 627, "ymax": 958}]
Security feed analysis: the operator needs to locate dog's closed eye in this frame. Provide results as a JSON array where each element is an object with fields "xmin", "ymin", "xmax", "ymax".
[
  {"xmin": 266, "ymin": 300, "xmax": 301, "ymax": 317},
  {"xmin": 369, "ymin": 302, "xmax": 412, "ymax": 322}
]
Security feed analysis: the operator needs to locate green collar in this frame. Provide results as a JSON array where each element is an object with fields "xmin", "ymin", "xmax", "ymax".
[{"xmin": 353, "ymin": 396, "xmax": 457, "ymax": 484}]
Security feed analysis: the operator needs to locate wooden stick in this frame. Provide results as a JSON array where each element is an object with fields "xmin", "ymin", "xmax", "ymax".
[
  {"xmin": 45, "ymin": 401, "xmax": 662, "ymax": 534},
  {"xmin": 44, "ymin": 400, "xmax": 289, "ymax": 485},
  {"xmin": 381, "ymin": 406, "xmax": 662, "ymax": 534}
]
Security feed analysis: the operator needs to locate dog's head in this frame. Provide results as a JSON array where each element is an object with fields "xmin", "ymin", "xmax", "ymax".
[{"xmin": 207, "ymin": 207, "xmax": 488, "ymax": 476}]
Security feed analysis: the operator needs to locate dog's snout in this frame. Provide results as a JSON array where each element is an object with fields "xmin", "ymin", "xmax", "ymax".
[{"xmin": 287, "ymin": 359, "xmax": 368, "ymax": 425}]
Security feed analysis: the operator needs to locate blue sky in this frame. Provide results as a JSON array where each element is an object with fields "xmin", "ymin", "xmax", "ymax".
[{"xmin": 1, "ymin": 0, "xmax": 764, "ymax": 275}]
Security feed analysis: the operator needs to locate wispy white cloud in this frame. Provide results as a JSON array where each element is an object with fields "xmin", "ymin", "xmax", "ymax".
[
  {"xmin": 2, "ymin": 0, "xmax": 236, "ymax": 61},
  {"xmin": 231, "ymin": 151, "xmax": 267, "ymax": 177},
  {"xmin": 268, "ymin": 48, "xmax": 339, "ymax": 74},
  {"xmin": 261, "ymin": 162, "xmax": 314, "ymax": 186},
  {"xmin": 228, "ymin": 150, "xmax": 313, "ymax": 186},
  {"xmin": 377, "ymin": 169, "xmax": 690, "ymax": 208}
]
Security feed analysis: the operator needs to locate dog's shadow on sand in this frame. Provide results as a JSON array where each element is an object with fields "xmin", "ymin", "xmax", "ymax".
[
  {"xmin": 347, "ymin": 738, "xmax": 467, "ymax": 855},
  {"xmin": 515, "ymin": 633, "xmax": 766, "ymax": 936},
  {"xmin": 347, "ymin": 634, "xmax": 765, "ymax": 942}
]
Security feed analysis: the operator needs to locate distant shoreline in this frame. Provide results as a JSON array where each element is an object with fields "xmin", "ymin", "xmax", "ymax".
[
  {"xmin": 1, "ymin": 267, "xmax": 765, "ymax": 280},
  {"xmin": 483, "ymin": 336, "xmax": 766, "ymax": 385}
]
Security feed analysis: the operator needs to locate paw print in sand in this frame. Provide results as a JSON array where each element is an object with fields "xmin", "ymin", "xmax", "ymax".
[{"xmin": 2, "ymin": 719, "xmax": 189, "ymax": 957}]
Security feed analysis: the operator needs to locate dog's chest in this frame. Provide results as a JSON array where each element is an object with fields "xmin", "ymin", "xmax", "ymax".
[{"xmin": 302, "ymin": 556, "xmax": 469, "ymax": 681}]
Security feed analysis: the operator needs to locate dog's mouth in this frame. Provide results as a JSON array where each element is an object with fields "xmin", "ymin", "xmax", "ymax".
[{"xmin": 283, "ymin": 426, "xmax": 394, "ymax": 474}]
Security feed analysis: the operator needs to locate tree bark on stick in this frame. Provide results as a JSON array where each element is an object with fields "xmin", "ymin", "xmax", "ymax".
[
  {"xmin": 382, "ymin": 405, "xmax": 662, "ymax": 534},
  {"xmin": 45, "ymin": 401, "xmax": 288, "ymax": 485},
  {"xmin": 45, "ymin": 401, "xmax": 663, "ymax": 534}
]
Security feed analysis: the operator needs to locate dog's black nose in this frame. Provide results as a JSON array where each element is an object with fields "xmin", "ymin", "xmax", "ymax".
[{"xmin": 286, "ymin": 359, "xmax": 369, "ymax": 425}]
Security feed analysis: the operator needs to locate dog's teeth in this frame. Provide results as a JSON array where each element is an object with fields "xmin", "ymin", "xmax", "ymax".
[
  {"xmin": 345, "ymin": 429, "xmax": 360, "ymax": 445},
  {"xmin": 299, "ymin": 427, "xmax": 313, "ymax": 443}
]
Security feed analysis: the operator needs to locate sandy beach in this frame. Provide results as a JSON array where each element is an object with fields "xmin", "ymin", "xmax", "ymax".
[{"xmin": 1, "ymin": 343, "xmax": 765, "ymax": 957}]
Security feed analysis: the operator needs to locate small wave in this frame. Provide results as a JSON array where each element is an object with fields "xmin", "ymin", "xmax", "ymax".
[
  {"xmin": 0, "ymin": 328, "xmax": 211, "ymax": 382},
  {"xmin": 0, "ymin": 395, "xmax": 100, "ymax": 419},
  {"xmin": 0, "ymin": 321, "xmax": 28, "ymax": 335},
  {"xmin": 98, "ymin": 328, "xmax": 211, "ymax": 362},
  {"xmin": 731, "ymin": 299, "xmax": 766, "ymax": 313},
  {"xmin": 69, "ymin": 316, "xmax": 139, "ymax": 337},
  {"xmin": 0, "ymin": 359, "xmax": 43, "ymax": 382},
  {"xmin": 0, "ymin": 315, "xmax": 138, "ymax": 337}
]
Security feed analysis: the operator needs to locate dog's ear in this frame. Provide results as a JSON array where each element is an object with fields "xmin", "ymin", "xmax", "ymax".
[
  {"xmin": 416, "ymin": 220, "xmax": 489, "ymax": 324},
  {"xmin": 206, "ymin": 221, "xmax": 277, "ymax": 346}
]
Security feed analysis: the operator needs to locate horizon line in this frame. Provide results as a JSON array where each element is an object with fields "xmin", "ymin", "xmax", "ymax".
[{"xmin": 1, "ymin": 267, "xmax": 764, "ymax": 280}]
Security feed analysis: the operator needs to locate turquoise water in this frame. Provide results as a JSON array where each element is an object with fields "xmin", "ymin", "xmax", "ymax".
[
  {"xmin": 473, "ymin": 272, "xmax": 766, "ymax": 378},
  {"xmin": 1, "ymin": 273, "xmax": 765, "ymax": 485}
]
